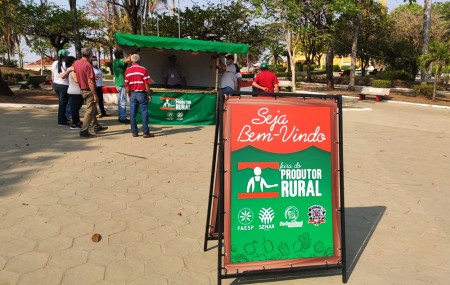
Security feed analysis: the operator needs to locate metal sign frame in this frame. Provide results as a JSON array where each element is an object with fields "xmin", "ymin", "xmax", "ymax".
[{"xmin": 204, "ymin": 90, "xmax": 347, "ymax": 284}]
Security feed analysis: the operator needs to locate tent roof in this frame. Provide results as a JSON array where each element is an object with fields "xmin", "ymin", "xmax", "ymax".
[{"xmin": 115, "ymin": 33, "xmax": 248, "ymax": 54}]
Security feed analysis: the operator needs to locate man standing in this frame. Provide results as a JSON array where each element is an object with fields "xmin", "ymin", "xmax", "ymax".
[
  {"xmin": 164, "ymin": 55, "xmax": 187, "ymax": 89},
  {"xmin": 73, "ymin": 47, "xmax": 108, "ymax": 138},
  {"xmin": 252, "ymin": 62, "xmax": 279, "ymax": 93},
  {"xmin": 113, "ymin": 49, "xmax": 131, "ymax": 124},
  {"xmin": 124, "ymin": 54, "xmax": 154, "ymax": 138},
  {"xmin": 218, "ymin": 54, "xmax": 237, "ymax": 91}
]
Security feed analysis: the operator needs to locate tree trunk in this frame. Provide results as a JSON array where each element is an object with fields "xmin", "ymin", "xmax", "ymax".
[
  {"xmin": 421, "ymin": 0, "xmax": 432, "ymax": 84},
  {"xmin": 432, "ymin": 66, "xmax": 440, "ymax": 101},
  {"xmin": 285, "ymin": 30, "xmax": 297, "ymax": 92},
  {"xmin": 326, "ymin": 42, "xmax": 334, "ymax": 91},
  {"xmin": 109, "ymin": 46, "xmax": 114, "ymax": 74},
  {"xmin": 69, "ymin": 0, "xmax": 82, "ymax": 59},
  {"xmin": 0, "ymin": 68, "xmax": 14, "ymax": 96},
  {"xmin": 349, "ymin": 10, "xmax": 362, "ymax": 90}
]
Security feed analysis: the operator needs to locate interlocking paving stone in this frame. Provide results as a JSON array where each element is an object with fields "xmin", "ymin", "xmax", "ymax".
[
  {"xmin": 104, "ymin": 259, "xmax": 145, "ymax": 283},
  {"xmin": 125, "ymin": 242, "xmax": 162, "ymax": 262},
  {"xmin": 61, "ymin": 263, "xmax": 105, "ymax": 285},
  {"xmin": 145, "ymin": 255, "xmax": 185, "ymax": 276},
  {"xmin": 16, "ymin": 267, "xmax": 63, "ymax": 285},
  {"xmin": 47, "ymin": 248, "xmax": 89, "ymax": 270},
  {"xmin": 3, "ymin": 252, "xmax": 49, "ymax": 274}
]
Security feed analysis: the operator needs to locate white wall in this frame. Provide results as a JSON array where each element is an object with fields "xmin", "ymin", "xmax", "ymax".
[{"xmin": 121, "ymin": 46, "xmax": 218, "ymax": 88}]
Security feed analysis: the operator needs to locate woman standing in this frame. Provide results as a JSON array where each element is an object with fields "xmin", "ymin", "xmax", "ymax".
[
  {"xmin": 65, "ymin": 56, "xmax": 83, "ymax": 130},
  {"xmin": 51, "ymin": 49, "xmax": 71, "ymax": 126},
  {"xmin": 92, "ymin": 57, "xmax": 110, "ymax": 117}
]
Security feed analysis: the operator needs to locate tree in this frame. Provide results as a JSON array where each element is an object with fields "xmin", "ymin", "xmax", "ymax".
[
  {"xmin": 147, "ymin": 2, "xmax": 266, "ymax": 65},
  {"xmin": 335, "ymin": 2, "xmax": 389, "ymax": 76},
  {"xmin": 19, "ymin": 3, "xmax": 73, "ymax": 51},
  {"xmin": 69, "ymin": 0, "xmax": 82, "ymax": 59},
  {"xmin": 108, "ymin": 0, "xmax": 142, "ymax": 34},
  {"xmin": 418, "ymin": 41, "xmax": 450, "ymax": 100},
  {"xmin": 28, "ymin": 37, "xmax": 53, "ymax": 75},
  {"xmin": 421, "ymin": 0, "xmax": 432, "ymax": 84}
]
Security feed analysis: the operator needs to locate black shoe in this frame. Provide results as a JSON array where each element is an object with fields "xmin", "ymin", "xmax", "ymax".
[
  {"xmin": 70, "ymin": 123, "xmax": 82, "ymax": 130},
  {"xmin": 102, "ymin": 113, "xmax": 112, "ymax": 117},
  {"xmin": 132, "ymin": 133, "xmax": 138, "ymax": 137},
  {"xmin": 80, "ymin": 131, "xmax": 96, "ymax": 138},
  {"xmin": 143, "ymin": 133, "xmax": 155, "ymax": 138},
  {"xmin": 58, "ymin": 123, "xmax": 69, "ymax": 127},
  {"xmin": 119, "ymin": 119, "xmax": 130, "ymax": 124},
  {"xmin": 94, "ymin": 125, "xmax": 108, "ymax": 133}
]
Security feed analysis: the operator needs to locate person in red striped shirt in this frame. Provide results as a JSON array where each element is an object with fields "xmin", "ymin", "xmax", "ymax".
[{"xmin": 124, "ymin": 54, "xmax": 154, "ymax": 138}]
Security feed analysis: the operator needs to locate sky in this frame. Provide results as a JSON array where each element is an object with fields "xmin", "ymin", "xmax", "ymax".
[{"xmin": 23, "ymin": 0, "xmax": 445, "ymax": 63}]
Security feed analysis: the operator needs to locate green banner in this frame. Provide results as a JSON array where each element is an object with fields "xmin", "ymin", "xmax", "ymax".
[
  {"xmin": 136, "ymin": 91, "xmax": 216, "ymax": 125},
  {"xmin": 230, "ymin": 147, "xmax": 333, "ymax": 263}
]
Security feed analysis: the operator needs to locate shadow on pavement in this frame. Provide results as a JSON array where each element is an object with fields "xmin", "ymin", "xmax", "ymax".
[
  {"xmin": 0, "ymin": 108, "xmax": 98, "ymax": 197},
  {"xmin": 345, "ymin": 206, "xmax": 386, "ymax": 279},
  {"xmin": 225, "ymin": 206, "xmax": 386, "ymax": 284}
]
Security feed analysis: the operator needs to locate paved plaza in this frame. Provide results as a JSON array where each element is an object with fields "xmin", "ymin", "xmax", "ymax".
[{"xmin": 0, "ymin": 99, "xmax": 449, "ymax": 285}]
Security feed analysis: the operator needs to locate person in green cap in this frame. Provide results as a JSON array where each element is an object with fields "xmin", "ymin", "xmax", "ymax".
[
  {"xmin": 113, "ymin": 49, "xmax": 131, "ymax": 124},
  {"xmin": 252, "ymin": 62, "xmax": 279, "ymax": 93},
  {"xmin": 51, "ymin": 49, "xmax": 72, "ymax": 126}
]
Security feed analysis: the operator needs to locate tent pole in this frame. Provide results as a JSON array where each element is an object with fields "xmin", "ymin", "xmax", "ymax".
[{"xmin": 215, "ymin": 57, "xmax": 219, "ymax": 91}]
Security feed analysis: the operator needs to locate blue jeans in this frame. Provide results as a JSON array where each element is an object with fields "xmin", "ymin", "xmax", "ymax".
[
  {"xmin": 53, "ymin": 83, "xmax": 69, "ymax": 125},
  {"xmin": 116, "ymin": 86, "xmax": 127, "ymax": 120},
  {"xmin": 130, "ymin": 91, "xmax": 149, "ymax": 134},
  {"xmin": 66, "ymin": 97, "xmax": 72, "ymax": 119}
]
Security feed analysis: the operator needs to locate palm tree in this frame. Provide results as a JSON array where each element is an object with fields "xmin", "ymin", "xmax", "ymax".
[{"xmin": 418, "ymin": 41, "xmax": 450, "ymax": 101}]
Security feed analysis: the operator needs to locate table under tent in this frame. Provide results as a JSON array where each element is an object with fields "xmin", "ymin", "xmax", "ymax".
[{"xmin": 114, "ymin": 33, "xmax": 249, "ymax": 125}]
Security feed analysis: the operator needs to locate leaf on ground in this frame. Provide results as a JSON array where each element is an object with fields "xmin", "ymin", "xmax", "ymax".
[
  {"xmin": 91, "ymin": 233, "xmax": 102, "ymax": 243},
  {"xmin": 22, "ymin": 203, "xmax": 29, "ymax": 206},
  {"xmin": 177, "ymin": 212, "xmax": 183, "ymax": 216},
  {"xmin": 184, "ymin": 141, "xmax": 193, "ymax": 144}
]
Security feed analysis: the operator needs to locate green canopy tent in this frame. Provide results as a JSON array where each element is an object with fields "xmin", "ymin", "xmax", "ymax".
[
  {"xmin": 114, "ymin": 33, "xmax": 249, "ymax": 90},
  {"xmin": 113, "ymin": 33, "xmax": 249, "ymax": 125}
]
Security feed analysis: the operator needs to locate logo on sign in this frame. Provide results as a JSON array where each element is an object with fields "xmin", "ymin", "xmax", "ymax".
[
  {"xmin": 259, "ymin": 208, "xmax": 275, "ymax": 224},
  {"xmin": 285, "ymin": 206, "xmax": 299, "ymax": 221},
  {"xmin": 279, "ymin": 206, "xmax": 303, "ymax": 228},
  {"xmin": 238, "ymin": 208, "xmax": 254, "ymax": 225},
  {"xmin": 308, "ymin": 205, "xmax": 326, "ymax": 226}
]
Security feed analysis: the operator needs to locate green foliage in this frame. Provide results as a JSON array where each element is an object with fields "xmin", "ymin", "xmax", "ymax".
[
  {"xmin": 412, "ymin": 84, "xmax": 434, "ymax": 99},
  {"xmin": 103, "ymin": 74, "xmax": 113, "ymax": 80},
  {"xmin": 371, "ymin": 80, "xmax": 391, "ymax": 88},
  {"xmin": 14, "ymin": 73, "xmax": 23, "ymax": 81},
  {"xmin": 311, "ymin": 69, "xmax": 326, "ymax": 75},
  {"xmin": 146, "ymin": 1, "xmax": 266, "ymax": 62},
  {"xmin": 268, "ymin": 65, "xmax": 285, "ymax": 73},
  {"xmin": 2, "ymin": 59, "xmax": 18, "ymax": 67},
  {"xmin": 333, "ymin": 65, "xmax": 341, "ymax": 72},
  {"xmin": 275, "ymin": 72, "xmax": 292, "ymax": 78},
  {"xmin": 341, "ymin": 66, "xmax": 351, "ymax": 70},
  {"xmin": 376, "ymin": 70, "xmax": 415, "ymax": 81}
]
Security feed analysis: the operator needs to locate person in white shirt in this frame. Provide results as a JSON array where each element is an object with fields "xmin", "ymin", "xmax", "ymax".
[
  {"xmin": 164, "ymin": 55, "xmax": 187, "ymax": 89},
  {"xmin": 218, "ymin": 54, "xmax": 237, "ymax": 91},
  {"xmin": 92, "ymin": 57, "xmax": 110, "ymax": 117},
  {"xmin": 234, "ymin": 64, "xmax": 242, "ymax": 91},
  {"xmin": 65, "ymin": 56, "xmax": 83, "ymax": 130}
]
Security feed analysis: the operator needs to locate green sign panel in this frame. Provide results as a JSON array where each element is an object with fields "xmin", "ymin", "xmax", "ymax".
[
  {"xmin": 226, "ymin": 102, "xmax": 337, "ymax": 264},
  {"xmin": 136, "ymin": 91, "xmax": 216, "ymax": 125}
]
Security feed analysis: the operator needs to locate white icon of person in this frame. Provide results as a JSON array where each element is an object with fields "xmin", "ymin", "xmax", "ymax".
[
  {"xmin": 246, "ymin": 167, "xmax": 279, "ymax": 193},
  {"xmin": 163, "ymin": 99, "xmax": 172, "ymax": 108}
]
